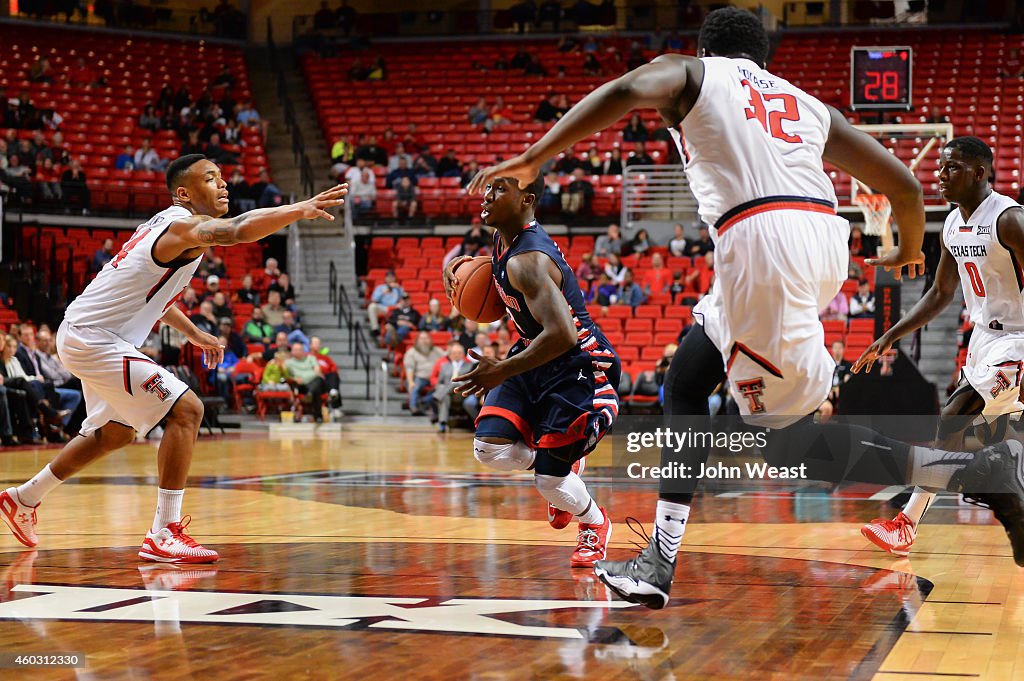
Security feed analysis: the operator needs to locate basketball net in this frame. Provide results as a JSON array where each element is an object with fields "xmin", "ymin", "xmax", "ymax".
[{"xmin": 853, "ymin": 189, "xmax": 894, "ymax": 253}]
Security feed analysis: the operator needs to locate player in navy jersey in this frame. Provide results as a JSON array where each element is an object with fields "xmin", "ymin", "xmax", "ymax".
[{"xmin": 443, "ymin": 176, "xmax": 619, "ymax": 568}]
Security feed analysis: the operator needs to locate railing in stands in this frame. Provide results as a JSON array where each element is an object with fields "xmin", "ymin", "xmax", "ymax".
[
  {"xmin": 329, "ymin": 260, "xmax": 373, "ymax": 401},
  {"xmin": 621, "ymin": 165, "xmax": 698, "ymax": 239},
  {"xmin": 268, "ymin": 17, "xmax": 316, "ymax": 199}
]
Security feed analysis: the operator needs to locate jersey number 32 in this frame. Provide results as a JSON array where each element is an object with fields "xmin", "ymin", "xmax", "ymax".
[{"xmin": 742, "ymin": 79, "xmax": 803, "ymax": 144}]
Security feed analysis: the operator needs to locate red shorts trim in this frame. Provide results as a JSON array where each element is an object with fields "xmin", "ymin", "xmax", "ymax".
[
  {"xmin": 717, "ymin": 200, "xmax": 837, "ymax": 236},
  {"xmin": 476, "ymin": 406, "xmax": 534, "ymax": 444}
]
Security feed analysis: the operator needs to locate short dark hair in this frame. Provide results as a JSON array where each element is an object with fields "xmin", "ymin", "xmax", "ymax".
[
  {"xmin": 525, "ymin": 175, "xmax": 546, "ymax": 201},
  {"xmin": 165, "ymin": 154, "xmax": 207, "ymax": 190},
  {"xmin": 699, "ymin": 7, "xmax": 770, "ymax": 66},
  {"xmin": 945, "ymin": 136, "xmax": 993, "ymax": 167}
]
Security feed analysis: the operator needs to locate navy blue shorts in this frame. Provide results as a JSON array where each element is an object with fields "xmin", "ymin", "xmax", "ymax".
[{"xmin": 476, "ymin": 344, "xmax": 620, "ymax": 452}]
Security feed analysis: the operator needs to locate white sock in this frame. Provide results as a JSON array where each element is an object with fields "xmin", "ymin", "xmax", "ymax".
[
  {"xmin": 152, "ymin": 488, "xmax": 184, "ymax": 532},
  {"xmin": 903, "ymin": 489, "xmax": 936, "ymax": 527},
  {"xmin": 16, "ymin": 464, "xmax": 63, "ymax": 507},
  {"xmin": 908, "ymin": 445, "xmax": 973, "ymax": 490},
  {"xmin": 654, "ymin": 499, "xmax": 689, "ymax": 563},
  {"xmin": 535, "ymin": 473, "xmax": 603, "ymax": 524}
]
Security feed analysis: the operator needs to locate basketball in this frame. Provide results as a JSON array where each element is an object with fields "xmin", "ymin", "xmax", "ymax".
[{"xmin": 451, "ymin": 256, "xmax": 506, "ymax": 323}]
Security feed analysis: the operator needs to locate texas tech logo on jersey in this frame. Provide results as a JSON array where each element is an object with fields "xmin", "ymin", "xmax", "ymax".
[
  {"xmin": 736, "ymin": 378, "xmax": 766, "ymax": 413},
  {"xmin": 142, "ymin": 373, "xmax": 172, "ymax": 401}
]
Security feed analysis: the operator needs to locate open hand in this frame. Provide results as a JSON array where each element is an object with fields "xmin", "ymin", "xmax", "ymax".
[
  {"xmin": 297, "ymin": 184, "xmax": 348, "ymax": 220},
  {"xmin": 466, "ymin": 155, "xmax": 539, "ymax": 194},
  {"xmin": 187, "ymin": 330, "xmax": 225, "ymax": 368},
  {"xmin": 443, "ymin": 256, "xmax": 474, "ymax": 306},
  {"xmin": 865, "ymin": 248, "xmax": 925, "ymax": 281},
  {"xmin": 851, "ymin": 334, "xmax": 894, "ymax": 374},
  {"xmin": 453, "ymin": 349, "xmax": 507, "ymax": 397}
]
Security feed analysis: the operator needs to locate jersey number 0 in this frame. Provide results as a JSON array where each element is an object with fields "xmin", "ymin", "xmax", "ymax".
[{"xmin": 742, "ymin": 80, "xmax": 803, "ymax": 144}]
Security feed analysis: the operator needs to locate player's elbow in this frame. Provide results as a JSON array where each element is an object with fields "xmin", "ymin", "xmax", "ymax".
[{"xmin": 890, "ymin": 174, "xmax": 923, "ymax": 207}]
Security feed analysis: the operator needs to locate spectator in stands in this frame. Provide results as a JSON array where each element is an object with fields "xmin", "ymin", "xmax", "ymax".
[
  {"xmin": 594, "ymin": 223, "xmax": 621, "ymax": 257},
  {"xmin": 848, "ymin": 225, "xmax": 878, "ymax": 257},
  {"xmin": 534, "ymin": 93, "xmax": 562, "ymax": 123},
  {"xmin": 67, "ymin": 57, "xmax": 101, "ymax": 88},
  {"xmin": 687, "ymin": 224, "xmax": 714, "ymax": 256},
  {"xmin": 91, "ymin": 238, "xmax": 115, "ymax": 273},
  {"xmin": 257, "ymin": 257, "xmax": 282, "ymax": 290},
  {"xmin": 383, "ymin": 294, "xmax": 421, "ymax": 349},
  {"xmin": 260, "ymin": 349, "xmax": 292, "ymax": 393},
  {"xmin": 308, "ymin": 337, "xmax": 342, "ymax": 413},
  {"xmin": 576, "ymin": 252, "xmax": 602, "ymax": 289},
  {"xmin": 412, "ymin": 155, "xmax": 436, "ymax": 179},
  {"xmin": 999, "ymin": 48, "xmax": 1024, "ymax": 79},
  {"xmin": 849, "ymin": 279, "xmax": 876, "ymax": 318},
  {"xmin": 583, "ymin": 144, "xmax": 604, "ymax": 175},
  {"xmin": 2, "ymin": 335, "xmax": 65, "ymax": 442},
  {"xmin": 582, "ymin": 52, "xmax": 604, "ymax": 76},
  {"xmin": 180, "ymin": 130, "xmax": 204, "ymax": 157},
  {"xmin": 180, "ymin": 286, "xmax": 200, "ymax": 312},
  {"xmin": 602, "ymin": 147, "xmax": 624, "ymax": 175},
  {"xmin": 29, "ymin": 57, "xmax": 55, "ymax": 84},
  {"xmin": 60, "ymin": 158, "xmax": 90, "ymax": 212},
  {"xmin": 0, "ymin": 381, "xmax": 19, "ymax": 446},
  {"xmin": 200, "ymin": 274, "xmax": 221, "ymax": 302},
  {"xmin": 268, "ymin": 272, "xmax": 297, "ymax": 308},
  {"xmin": 669, "ymin": 270, "xmax": 685, "ymax": 303},
  {"xmin": 387, "ymin": 144, "xmax": 414, "ymax": 173},
  {"xmin": 626, "ymin": 140, "xmax": 654, "ymax": 167},
  {"xmin": 419, "ymin": 298, "xmax": 450, "ymax": 332},
  {"xmin": 495, "ymin": 326, "xmax": 514, "ymax": 358},
  {"xmin": 344, "ymin": 158, "xmax": 377, "ymax": 220},
  {"xmin": 190, "ymin": 300, "xmax": 219, "ymax": 336},
  {"xmin": 403, "ymin": 123, "xmax": 421, "ymax": 151},
  {"xmin": 367, "ymin": 58, "xmax": 387, "ymax": 81},
  {"xmin": 236, "ymin": 101, "xmax": 264, "ymax": 136},
  {"xmin": 32, "ymin": 131, "xmax": 51, "ymax": 162},
  {"xmin": 469, "ymin": 97, "xmax": 491, "ymax": 127},
  {"xmin": 204, "ymin": 133, "xmax": 238, "ymax": 165},
  {"xmin": 219, "ymin": 319, "xmax": 247, "ymax": 360},
  {"xmin": 590, "ymin": 272, "xmax": 619, "ymax": 306},
  {"xmin": 227, "ymin": 168, "xmax": 255, "ymax": 215},
  {"xmin": 617, "ymin": 270, "xmax": 647, "ymax": 309},
  {"xmin": 20, "ymin": 326, "xmax": 81, "ymax": 432},
  {"xmin": 36, "ymin": 158, "xmax": 63, "ymax": 202},
  {"xmin": 284, "ymin": 343, "xmax": 327, "ymax": 422},
  {"xmin": 669, "ymin": 223, "xmax": 687, "ymax": 257},
  {"xmin": 356, "ymin": 136, "xmax": 388, "ymax": 167},
  {"xmin": 431, "ymin": 340, "xmax": 479, "ymax": 432},
  {"xmin": 314, "ymin": 0, "xmax": 337, "ymax": 28},
  {"xmin": 367, "ymin": 270, "xmax": 405, "ymax": 333},
  {"xmin": 490, "ymin": 95, "xmax": 514, "ymax": 127},
  {"xmin": 622, "ymin": 228, "xmax": 650, "ymax": 258},
  {"xmin": 332, "ymin": 136, "xmax": 355, "ymax": 165},
  {"xmin": 336, "ymin": 0, "xmax": 357, "ymax": 34},
  {"xmin": 623, "ymin": 113, "xmax": 649, "ymax": 142},
  {"xmin": 3, "ymin": 154, "xmax": 32, "ymax": 199},
  {"xmin": 471, "ymin": 331, "xmax": 491, "ymax": 358},
  {"xmin": 277, "ymin": 310, "xmax": 310, "ymax": 349},
  {"xmin": 134, "ymin": 139, "xmax": 165, "ymax": 171},
  {"xmin": 437, "ymin": 150, "xmax": 462, "ymax": 178},
  {"xmin": 244, "ymin": 307, "xmax": 275, "ymax": 346},
  {"xmin": 464, "ymin": 218, "xmax": 488, "ymax": 252},
  {"xmin": 561, "ymin": 167, "xmax": 594, "ymax": 217},
  {"xmin": 641, "ymin": 252, "xmax": 672, "ymax": 295},
  {"xmin": 260, "ymin": 331, "xmax": 291, "ymax": 362},
  {"xmin": 538, "ymin": 172, "xmax": 561, "ymax": 214},
  {"xmin": 386, "ymin": 157, "xmax": 417, "ymax": 189},
  {"xmin": 393, "ymin": 176, "xmax": 419, "ymax": 222},
  {"xmin": 139, "ymin": 104, "xmax": 161, "ymax": 132},
  {"xmin": 604, "ymin": 252, "xmax": 627, "ymax": 285},
  {"xmin": 253, "ymin": 169, "xmax": 283, "ymax": 207},
  {"xmin": 820, "ymin": 290, "xmax": 849, "ymax": 322},
  {"xmin": 115, "ymin": 144, "xmax": 135, "ymax": 170},
  {"xmin": 454, "ymin": 319, "xmax": 479, "ymax": 352},
  {"xmin": 261, "ymin": 289, "xmax": 287, "ymax": 328},
  {"xmin": 212, "ymin": 293, "xmax": 233, "ymax": 321},
  {"xmin": 404, "ymin": 331, "xmax": 443, "ymax": 416}
]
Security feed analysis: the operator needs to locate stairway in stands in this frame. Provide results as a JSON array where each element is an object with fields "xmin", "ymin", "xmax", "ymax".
[{"xmin": 901, "ymin": 276, "xmax": 963, "ymax": 398}]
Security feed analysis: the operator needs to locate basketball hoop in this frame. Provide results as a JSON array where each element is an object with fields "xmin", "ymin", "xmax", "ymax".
[{"xmin": 853, "ymin": 192, "xmax": 892, "ymax": 237}]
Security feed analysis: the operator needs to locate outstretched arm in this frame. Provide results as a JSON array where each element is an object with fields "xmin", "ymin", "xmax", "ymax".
[
  {"xmin": 823, "ymin": 107, "xmax": 925, "ymax": 279},
  {"xmin": 852, "ymin": 233, "xmax": 960, "ymax": 374},
  {"xmin": 454, "ymin": 252, "xmax": 577, "ymax": 396},
  {"xmin": 153, "ymin": 184, "xmax": 347, "ymax": 263},
  {"xmin": 467, "ymin": 55, "xmax": 702, "ymax": 193}
]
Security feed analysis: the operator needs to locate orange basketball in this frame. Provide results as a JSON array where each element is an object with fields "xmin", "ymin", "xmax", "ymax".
[{"xmin": 451, "ymin": 256, "xmax": 506, "ymax": 323}]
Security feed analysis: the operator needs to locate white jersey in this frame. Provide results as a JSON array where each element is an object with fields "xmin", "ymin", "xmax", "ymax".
[
  {"xmin": 64, "ymin": 205, "xmax": 201, "ymax": 347},
  {"xmin": 669, "ymin": 57, "xmax": 838, "ymax": 228},
  {"xmin": 942, "ymin": 191, "xmax": 1024, "ymax": 333}
]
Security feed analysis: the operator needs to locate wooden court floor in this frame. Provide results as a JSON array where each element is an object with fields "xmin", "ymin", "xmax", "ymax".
[{"xmin": 0, "ymin": 425, "xmax": 1022, "ymax": 681}]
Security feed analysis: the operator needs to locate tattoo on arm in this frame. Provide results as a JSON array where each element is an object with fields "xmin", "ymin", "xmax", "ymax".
[{"xmin": 195, "ymin": 217, "xmax": 243, "ymax": 245}]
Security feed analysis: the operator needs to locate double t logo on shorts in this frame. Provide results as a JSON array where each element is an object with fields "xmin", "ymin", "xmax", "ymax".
[
  {"xmin": 736, "ymin": 378, "xmax": 766, "ymax": 413},
  {"xmin": 142, "ymin": 373, "xmax": 171, "ymax": 401}
]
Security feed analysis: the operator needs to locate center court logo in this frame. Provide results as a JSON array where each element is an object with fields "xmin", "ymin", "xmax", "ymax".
[{"xmin": 0, "ymin": 585, "xmax": 634, "ymax": 639}]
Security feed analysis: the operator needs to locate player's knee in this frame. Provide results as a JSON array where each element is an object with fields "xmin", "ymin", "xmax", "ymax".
[
  {"xmin": 168, "ymin": 391, "xmax": 204, "ymax": 428},
  {"xmin": 99, "ymin": 422, "xmax": 136, "ymax": 450},
  {"xmin": 473, "ymin": 438, "xmax": 535, "ymax": 471}
]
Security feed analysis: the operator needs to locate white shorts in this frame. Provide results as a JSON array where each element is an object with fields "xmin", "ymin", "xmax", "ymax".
[
  {"xmin": 57, "ymin": 321, "xmax": 189, "ymax": 437},
  {"xmin": 961, "ymin": 326, "xmax": 1024, "ymax": 417},
  {"xmin": 695, "ymin": 206, "xmax": 849, "ymax": 428}
]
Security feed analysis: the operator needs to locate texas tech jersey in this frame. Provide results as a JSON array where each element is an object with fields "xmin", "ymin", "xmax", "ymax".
[
  {"xmin": 668, "ymin": 57, "xmax": 838, "ymax": 228},
  {"xmin": 942, "ymin": 191, "xmax": 1024, "ymax": 332},
  {"xmin": 63, "ymin": 205, "xmax": 201, "ymax": 347}
]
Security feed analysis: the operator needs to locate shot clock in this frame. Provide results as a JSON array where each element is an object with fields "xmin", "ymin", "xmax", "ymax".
[{"xmin": 850, "ymin": 46, "xmax": 913, "ymax": 110}]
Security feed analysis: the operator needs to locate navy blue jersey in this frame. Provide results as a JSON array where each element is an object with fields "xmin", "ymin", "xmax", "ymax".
[{"xmin": 492, "ymin": 221, "xmax": 600, "ymax": 342}]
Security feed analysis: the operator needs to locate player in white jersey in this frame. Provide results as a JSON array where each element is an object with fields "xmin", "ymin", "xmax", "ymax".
[
  {"xmin": 0, "ymin": 155, "xmax": 347, "ymax": 563},
  {"xmin": 857, "ymin": 137, "xmax": 1024, "ymax": 556},
  {"xmin": 469, "ymin": 7, "xmax": 1024, "ymax": 607}
]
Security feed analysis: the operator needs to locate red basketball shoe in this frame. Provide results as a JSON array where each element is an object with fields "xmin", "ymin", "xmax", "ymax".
[
  {"xmin": 571, "ymin": 507, "xmax": 612, "ymax": 568},
  {"xmin": 861, "ymin": 512, "xmax": 917, "ymax": 557},
  {"xmin": 0, "ymin": 488, "xmax": 38, "ymax": 548}
]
